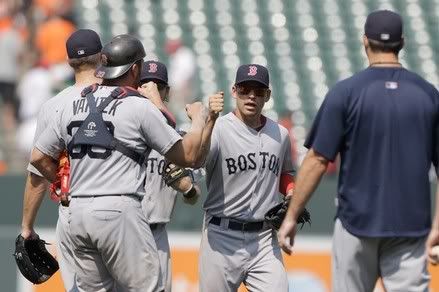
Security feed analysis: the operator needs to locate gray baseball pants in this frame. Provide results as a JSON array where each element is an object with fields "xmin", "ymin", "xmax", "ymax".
[
  {"xmin": 56, "ymin": 204, "xmax": 79, "ymax": 292},
  {"xmin": 68, "ymin": 195, "xmax": 163, "ymax": 292},
  {"xmin": 332, "ymin": 218, "xmax": 430, "ymax": 292},
  {"xmin": 151, "ymin": 224, "xmax": 172, "ymax": 292},
  {"xmin": 199, "ymin": 219, "xmax": 288, "ymax": 292}
]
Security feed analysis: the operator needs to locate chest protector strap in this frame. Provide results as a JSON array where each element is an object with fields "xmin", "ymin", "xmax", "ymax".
[{"xmin": 67, "ymin": 85, "xmax": 148, "ymax": 165}]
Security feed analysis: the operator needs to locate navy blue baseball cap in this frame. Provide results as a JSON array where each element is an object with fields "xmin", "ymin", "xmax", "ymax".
[
  {"xmin": 66, "ymin": 29, "xmax": 102, "ymax": 59},
  {"xmin": 365, "ymin": 10, "xmax": 403, "ymax": 43},
  {"xmin": 140, "ymin": 61, "xmax": 168, "ymax": 84},
  {"xmin": 235, "ymin": 64, "xmax": 269, "ymax": 88}
]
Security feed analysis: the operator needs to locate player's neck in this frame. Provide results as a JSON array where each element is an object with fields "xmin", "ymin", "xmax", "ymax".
[
  {"xmin": 74, "ymin": 69, "xmax": 101, "ymax": 86},
  {"xmin": 234, "ymin": 110, "xmax": 262, "ymax": 129},
  {"xmin": 368, "ymin": 53, "xmax": 401, "ymax": 67}
]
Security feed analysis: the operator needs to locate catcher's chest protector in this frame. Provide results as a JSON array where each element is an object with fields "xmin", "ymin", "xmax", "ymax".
[{"xmin": 67, "ymin": 85, "xmax": 147, "ymax": 164}]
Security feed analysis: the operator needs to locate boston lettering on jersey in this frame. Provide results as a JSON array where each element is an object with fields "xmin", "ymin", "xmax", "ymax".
[
  {"xmin": 225, "ymin": 152, "xmax": 280, "ymax": 175},
  {"xmin": 73, "ymin": 97, "xmax": 124, "ymax": 116}
]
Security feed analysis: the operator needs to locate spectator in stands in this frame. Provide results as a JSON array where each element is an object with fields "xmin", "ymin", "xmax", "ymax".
[
  {"xmin": 0, "ymin": 1, "xmax": 24, "ymax": 137},
  {"xmin": 16, "ymin": 55, "xmax": 52, "ymax": 160},
  {"xmin": 165, "ymin": 38, "xmax": 196, "ymax": 121}
]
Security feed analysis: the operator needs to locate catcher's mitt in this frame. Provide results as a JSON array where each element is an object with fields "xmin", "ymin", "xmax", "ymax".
[
  {"xmin": 13, "ymin": 235, "xmax": 59, "ymax": 284},
  {"xmin": 265, "ymin": 197, "xmax": 311, "ymax": 230},
  {"xmin": 162, "ymin": 160, "xmax": 193, "ymax": 187}
]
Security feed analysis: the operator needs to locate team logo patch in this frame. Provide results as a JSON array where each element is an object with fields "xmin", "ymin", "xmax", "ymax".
[
  {"xmin": 96, "ymin": 71, "xmax": 105, "ymax": 78},
  {"xmin": 380, "ymin": 33, "xmax": 390, "ymax": 41},
  {"xmin": 385, "ymin": 81, "xmax": 398, "ymax": 89},
  {"xmin": 84, "ymin": 122, "xmax": 98, "ymax": 137},
  {"xmin": 148, "ymin": 63, "xmax": 158, "ymax": 73},
  {"xmin": 248, "ymin": 65, "xmax": 258, "ymax": 76},
  {"xmin": 77, "ymin": 49, "xmax": 85, "ymax": 55}
]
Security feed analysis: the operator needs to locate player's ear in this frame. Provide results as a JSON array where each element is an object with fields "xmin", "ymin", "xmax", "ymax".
[
  {"xmin": 231, "ymin": 85, "xmax": 238, "ymax": 99},
  {"xmin": 265, "ymin": 89, "xmax": 271, "ymax": 102},
  {"xmin": 363, "ymin": 35, "xmax": 369, "ymax": 49},
  {"xmin": 164, "ymin": 86, "xmax": 170, "ymax": 101}
]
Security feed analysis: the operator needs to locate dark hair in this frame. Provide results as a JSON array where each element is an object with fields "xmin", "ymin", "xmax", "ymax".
[
  {"xmin": 68, "ymin": 52, "xmax": 101, "ymax": 70},
  {"xmin": 368, "ymin": 38, "xmax": 404, "ymax": 54}
]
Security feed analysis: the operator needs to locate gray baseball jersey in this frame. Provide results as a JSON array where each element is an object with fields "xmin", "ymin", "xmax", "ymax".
[
  {"xmin": 35, "ymin": 85, "xmax": 182, "ymax": 197},
  {"xmin": 203, "ymin": 112, "xmax": 294, "ymax": 221},
  {"xmin": 143, "ymin": 149, "xmax": 180, "ymax": 223},
  {"xmin": 143, "ymin": 146, "xmax": 204, "ymax": 223},
  {"xmin": 199, "ymin": 112, "xmax": 293, "ymax": 292},
  {"xmin": 143, "ymin": 144, "xmax": 204, "ymax": 292}
]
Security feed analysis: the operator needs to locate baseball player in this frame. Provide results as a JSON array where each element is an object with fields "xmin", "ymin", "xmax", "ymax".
[
  {"xmin": 139, "ymin": 60, "xmax": 203, "ymax": 291},
  {"xmin": 20, "ymin": 29, "xmax": 103, "ymax": 291},
  {"xmin": 278, "ymin": 10, "xmax": 439, "ymax": 292},
  {"xmin": 30, "ymin": 34, "xmax": 223, "ymax": 292},
  {"xmin": 199, "ymin": 64, "xmax": 295, "ymax": 292}
]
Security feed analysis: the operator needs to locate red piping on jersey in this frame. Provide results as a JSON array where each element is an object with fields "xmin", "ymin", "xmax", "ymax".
[{"xmin": 279, "ymin": 173, "xmax": 295, "ymax": 195}]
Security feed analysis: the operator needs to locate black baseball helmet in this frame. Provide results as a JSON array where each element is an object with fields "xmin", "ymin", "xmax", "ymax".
[{"xmin": 95, "ymin": 34, "xmax": 146, "ymax": 79}]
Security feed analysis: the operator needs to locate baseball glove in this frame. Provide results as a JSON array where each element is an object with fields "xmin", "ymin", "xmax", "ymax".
[
  {"xmin": 264, "ymin": 197, "xmax": 311, "ymax": 230},
  {"xmin": 162, "ymin": 160, "xmax": 193, "ymax": 187},
  {"xmin": 13, "ymin": 235, "xmax": 59, "ymax": 284}
]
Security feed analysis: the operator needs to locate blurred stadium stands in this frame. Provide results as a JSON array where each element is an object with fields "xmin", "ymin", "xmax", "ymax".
[
  {"xmin": 0, "ymin": 0, "xmax": 438, "ymax": 172},
  {"xmin": 74, "ymin": 0, "xmax": 439, "ymax": 165}
]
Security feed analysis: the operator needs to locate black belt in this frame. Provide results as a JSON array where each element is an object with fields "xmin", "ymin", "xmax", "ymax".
[
  {"xmin": 149, "ymin": 223, "xmax": 165, "ymax": 231},
  {"xmin": 209, "ymin": 216, "xmax": 265, "ymax": 232}
]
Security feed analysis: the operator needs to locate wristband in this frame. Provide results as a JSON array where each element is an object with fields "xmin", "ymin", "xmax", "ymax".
[{"xmin": 183, "ymin": 184, "xmax": 197, "ymax": 199}]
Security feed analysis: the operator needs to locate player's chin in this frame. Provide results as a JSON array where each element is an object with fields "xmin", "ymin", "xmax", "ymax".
[{"xmin": 242, "ymin": 106, "xmax": 261, "ymax": 116}]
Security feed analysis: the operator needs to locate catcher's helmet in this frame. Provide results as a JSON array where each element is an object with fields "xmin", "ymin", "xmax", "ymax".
[{"xmin": 95, "ymin": 34, "xmax": 146, "ymax": 79}]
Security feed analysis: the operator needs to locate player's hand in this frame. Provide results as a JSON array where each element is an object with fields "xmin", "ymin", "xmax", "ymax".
[
  {"xmin": 277, "ymin": 215, "xmax": 297, "ymax": 255},
  {"xmin": 20, "ymin": 228, "xmax": 39, "ymax": 240},
  {"xmin": 208, "ymin": 91, "xmax": 224, "ymax": 119},
  {"xmin": 138, "ymin": 82, "xmax": 164, "ymax": 108},
  {"xmin": 185, "ymin": 102, "xmax": 208, "ymax": 121},
  {"xmin": 426, "ymin": 228, "xmax": 439, "ymax": 265}
]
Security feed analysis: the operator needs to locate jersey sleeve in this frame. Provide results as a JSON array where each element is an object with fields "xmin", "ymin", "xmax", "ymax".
[
  {"xmin": 281, "ymin": 132, "xmax": 295, "ymax": 175},
  {"xmin": 204, "ymin": 122, "xmax": 220, "ymax": 170},
  {"xmin": 27, "ymin": 104, "xmax": 51, "ymax": 175},
  {"xmin": 304, "ymin": 83, "xmax": 347, "ymax": 161},
  {"xmin": 34, "ymin": 115, "xmax": 65, "ymax": 160},
  {"xmin": 140, "ymin": 101, "xmax": 182, "ymax": 155}
]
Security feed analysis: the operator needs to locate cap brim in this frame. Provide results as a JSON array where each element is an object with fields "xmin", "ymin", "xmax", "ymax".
[
  {"xmin": 140, "ymin": 76, "xmax": 168, "ymax": 84},
  {"xmin": 95, "ymin": 62, "xmax": 134, "ymax": 79},
  {"xmin": 235, "ymin": 78, "xmax": 269, "ymax": 88}
]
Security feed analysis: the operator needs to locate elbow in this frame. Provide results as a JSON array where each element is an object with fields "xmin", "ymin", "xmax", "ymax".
[
  {"xmin": 30, "ymin": 150, "xmax": 44, "ymax": 170},
  {"xmin": 187, "ymin": 155, "xmax": 204, "ymax": 169},
  {"xmin": 309, "ymin": 149, "xmax": 330, "ymax": 173}
]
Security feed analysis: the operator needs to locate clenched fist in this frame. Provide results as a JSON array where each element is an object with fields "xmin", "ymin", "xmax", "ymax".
[
  {"xmin": 138, "ymin": 81, "xmax": 162, "ymax": 105},
  {"xmin": 185, "ymin": 102, "xmax": 208, "ymax": 121},
  {"xmin": 208, "ymin": 91, "xmax": 224, "ymax": 118}
]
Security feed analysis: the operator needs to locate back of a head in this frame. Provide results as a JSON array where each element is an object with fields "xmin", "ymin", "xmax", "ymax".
[
  {"xmin": 364, "ymin": 10, "xmax": 404, "ymax": 54},
  {"xmin": 140, "ymin": 60, "xmax": 168, "ymax": 85},
  {"xmin": 66, "ymin": 29, "xmax": 102, "ymax": 71},
  {"xmin": 95, "ymin": 34, "xmax": 146, "ymax": 81}
]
